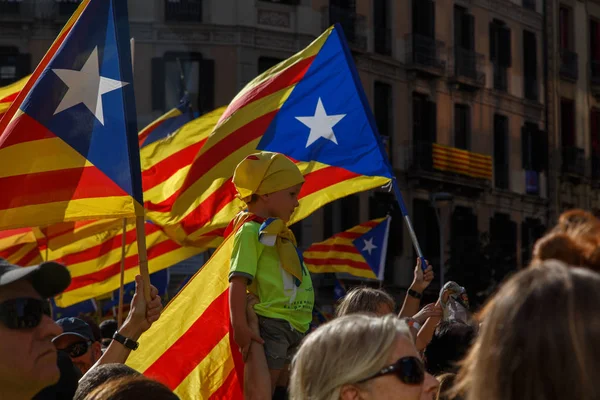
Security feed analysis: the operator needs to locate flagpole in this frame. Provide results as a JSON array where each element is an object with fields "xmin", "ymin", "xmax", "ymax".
[{"xmin": 117, "ymin": 218, "xmax": 127, "ymax": 328}]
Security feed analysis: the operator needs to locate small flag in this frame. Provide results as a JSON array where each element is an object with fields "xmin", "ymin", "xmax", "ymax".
[
  {"xmin": 0, "ymin": 0, "xmax": 142, "ymax": 230},
  {"xmin": 333, "ymin": 278, "xmax": 347, "ymax": 300},
  {"xmin": 304, "ymin": 216, "xmax": 391, "ymax": 280}
]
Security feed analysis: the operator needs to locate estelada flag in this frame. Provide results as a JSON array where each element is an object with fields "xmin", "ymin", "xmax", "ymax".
[
  {"xmin": 0, "ymin": 75, "xmax": 29, "ymax": 119},
  {"xmin": 0, "ymin": 0, "xmax": 142, "ymax": 230},
  {"xmin": 304, "ymin": 217, "xmax": 392, "ymax": 280}
]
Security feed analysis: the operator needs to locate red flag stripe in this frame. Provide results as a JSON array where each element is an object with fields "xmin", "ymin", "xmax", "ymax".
[
  {"xmin": 0, "ymin": 167, "xmax": 129, "ymax": 210},
  {"xmin": 17, "ymin": 246, "xmax": 41, "ymax": 266},
  {"xmin": 306, "ymin": 243, "xmax": 360, "ymax": 254},
  {"xmin": 0, "ymin": 92, "xmax": 19, "ymax": 104},
  {"xmin": 303, "ymin": 257, "xmax": 372, "ymax": 271},
  {"xmin": 1, "ymin": 113, "xmax": 59, "ymax": 148},
  {"xmin": 142, "ymin": 140, "xmax": 206, "ymax": 190},
  {"xmin": 219, "ymin": 56, "xmax": 315, "ymax": 123},
  {"xmin": 64, "ymin": 238, "xmax": 180, "ymax": 291},
  {"xmin": 143, "ymin": 290, "xmax": 230, "ymax": 389},
  {"xmin": 0, "ymin": 243, "xmax": 26, "ymax": 259},
  {"xmin": 209, "ymin": 366, "xmax": 243, "ymax": 400}
]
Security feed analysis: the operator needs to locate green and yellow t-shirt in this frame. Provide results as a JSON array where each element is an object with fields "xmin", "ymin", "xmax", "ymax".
[{"xmin": 229, "ymin": 221, "xmax": 314, "ymax": 333}]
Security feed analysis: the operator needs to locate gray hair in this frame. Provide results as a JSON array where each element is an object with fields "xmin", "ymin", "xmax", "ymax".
[{"xmin": 290, "ymin": 314, "xmax": 412, "ymax": 400}]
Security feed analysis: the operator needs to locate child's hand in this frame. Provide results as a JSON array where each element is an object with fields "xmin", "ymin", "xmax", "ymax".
[{"xmin": 233, "ymin": 324, "xmax": 264, "ymax": 361}]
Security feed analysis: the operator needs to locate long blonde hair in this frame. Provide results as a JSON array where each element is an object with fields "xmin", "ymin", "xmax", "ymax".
[
  {"xmin": 452, "ymin": 260, "xmax": 600, "ymax": 400},
  {"xmin": 290, "ymin": 314, "xmax": 412, "ymax": 400},
  {"xmin": 335, "ymin": 287, "xmax": 395, "ymax": 317}
]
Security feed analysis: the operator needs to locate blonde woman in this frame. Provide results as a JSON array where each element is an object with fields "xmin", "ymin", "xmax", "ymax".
[
  {"xmin": 290, "ymin": 314, "xmax": 439, "ymax": 400},
  {"xmin": 452, "ymin": 260, "xmax": 600, "ymax": 400}
]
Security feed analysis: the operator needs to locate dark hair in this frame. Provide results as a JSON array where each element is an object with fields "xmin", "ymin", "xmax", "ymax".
[
  {"xmin": 33, "ymin": 350, "xmax": 82, "ymax": 400},
  {"xmin": 98, "ymin": 319, "xmax": 118, "ymax": 340},
  {"xmin": 78, "ymin": 314, "xmax": 102, "ymax": 342},
  {"xmin": 424, "ymin": 321, "xmax": 476, "ymax": 376},
  {"xmin": 83, "ymin": 375, "xmax": 178, "ymax": 400},
  {"xmin": 74, "ymin": 363, "xmax": 140, "ymax": 400}
]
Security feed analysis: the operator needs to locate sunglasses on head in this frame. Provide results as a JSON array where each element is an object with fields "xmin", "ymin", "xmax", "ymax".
[
  {"xmin": 357, "ymin": 356, "xmax": 425, "ymax": 385},
  {"xmin": 59, "ymin": 340, "xmax": 93, "ymax": 358},
  {"xmin": 0, "ymin": 297, "xmax": 51, "ymax": 330}
]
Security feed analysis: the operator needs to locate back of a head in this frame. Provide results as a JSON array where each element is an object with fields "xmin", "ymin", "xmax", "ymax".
[
  {"xmin": 74, "ymin": 363, "xmax": 140, "ymax": 400},
  {"xmin": 83, "ymin": 375, "xmax": 178, "ymax": 400},
  {"xmin": 424, "ymin": 321, "xmax": 475, "ymax": 376},
  {"xmin": 556, "ymin": 209, "xmax": 600, "ymax": 233},
  {"xmin": 290, "ymin": 314, "xmax": 411, "ymax": 400},
  {"xmin": 531, "ymin": 231, "xmax": 600, "ymax": 273},
  {"xmin": 454, "ymin": 260, "xmax": 600, "ymax": 400},
  {"xmin": 335, "ymin": 287, "xmax": 395, "ymax": 317},
  {"xmin": 78, "ymin": 315, "xmax": 102, "ymax": 342},
  {"xmin": 99, "ymin": 319, "xmax": 118, "ymax": 340}
]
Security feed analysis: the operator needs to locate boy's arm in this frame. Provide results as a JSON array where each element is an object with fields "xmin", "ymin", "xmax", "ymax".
[
  {"xmin": 229, "ymin": 276, "xmax": 263, "ymax": 359},
  {"xmin": 398, "ymin": 259, "xmax": 434, "ymax": 318}
]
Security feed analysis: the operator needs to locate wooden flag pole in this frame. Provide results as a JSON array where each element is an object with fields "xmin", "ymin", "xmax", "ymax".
[{"xmin": 117, "ymin": 218, "xmax": 127, "ymax": 328}]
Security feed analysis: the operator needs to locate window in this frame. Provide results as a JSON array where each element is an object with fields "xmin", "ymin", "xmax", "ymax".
[
  {"xmin": 454, "ymin": 6, "xmax": 476, "ymax": 79},
  {"xmin": 559, "ymin": 6, "xmax": 572, "ymax": 50},
  {"xmin": 0, "ymin": 47, "xmax": 30, "ymax": 87},
  {"xmin": 521, "ymin": 122, "xmax": 547, "ymax": 173},
  {"xmin": 0, "ymin": 0, "xmax": 21, "ymax": 14},
  {"xmin": 489, "ymin": 213, "xmax": 517, "ymax": 269},
  {"xmin": 412, "ymin": 0, "xmax": 435, "ymax": 38},
  {"xmin": 454, "ymin": 104, "xmax": 470, "ymax": 150},
  {"xmin": 329, "ymin": 0, "xmax": 357, "ymax": 44},
  {"xmin": 165, "ymin": 0, "xmax": 202, "ymax": 22},
  {"xmin": 374, "ymin": 81, "xmax": 393, "ymax": 159},
  {"xmin": 412, "ymin": 93, "xmax": 436, "ymax": 169},
  {"xmin": 451, "ymin": 207, "xmax": 478, "ymax": 253},
  {"xmin": 591, "ymin": 109, "xmax": 600, "ymax": 179},
  {"xmin": 490, "ymin": 20, "xmax": 511, "ymax": 91},
  {"xmin": 151, "ymin": 53, "xmax": 214, "ymax": 114},
  {"xmin": 523, "ymin": 0, "xmax": 536, "ymax": 11},
  {"xmin": 374, "ymin": 0, "xmax": 392, "ymax": 55},
  {"xmin": 494, "ymin": 114, "xmax": 509, "ymax": 189},
  {"xmin": 590, "ymin": 20, "xmax": 600, "ymax": 82},
  {"xmin": 523, "ymin": 30, "xmax": 538, "ymax": 101},
  {"xmin": 258, "ymin": 57, "xmax": 283, "ymax": 75},
  {"xmin": 521, "ymin": 218, "xmax": 544, "ymax": 267}
]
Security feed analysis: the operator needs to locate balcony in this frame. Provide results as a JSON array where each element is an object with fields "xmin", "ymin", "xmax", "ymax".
[
  {"xmin": 165, "ymin": 0, "xmax": 202, "ymax": 23},
  {"xmin": 592, "ymin": 60, "xmax": 600, "ymax": 97},
  {"xmin": 561, "ymin": 146, "xmax": 585, "ymax": 178},
  {"xmin": 405, "ymin": 34, "xmax": 446, "ymax": 77},
  {"xmin": 559, "ymin": 49, "xmax": 579, "ymax": 81},
  {"xmin": 408, "ymin": 142, "xmax": 492, "ymax": 194},
  {"xmin": 323, "ymin": 6, "xmax": 367, "ymax": 51},
  {"xmin": 449, "ymin": 47, "xmax": 485, "ymax": 90}
]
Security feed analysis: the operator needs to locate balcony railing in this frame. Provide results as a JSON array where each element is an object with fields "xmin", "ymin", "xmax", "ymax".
[
  {"xmin": 411, "ymin": 141, "xmax": 492, "ymax": 181},
  {"xmin": 450, "ymin": 47, "xmax": 485, "ymax": 87},
  {"xmin": 405, "ymin": 34, "xmax": 446, "ymax": 72},
  {"xmin": 165, "ymin": 0, "xmax": 202, "ymax": 22},
  {"xmin": 562, "ymin": 146, "xmax": 585, "ymax": 175},
  {"xmin": 559, "ymin": 49, "xmax": 579, "ymax": 81},
  {"xmin": 322, "ymin": 6, "xmax": 367, "ymax": 50}
]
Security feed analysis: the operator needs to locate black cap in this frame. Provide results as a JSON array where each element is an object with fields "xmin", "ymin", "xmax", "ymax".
[
  {"xmin": 53, "ymin": 317, "xmax": 95, "ymax": 342},
  {"xmin": 0, "ymin": 257, "xmax": 71, "ymax": 298}
]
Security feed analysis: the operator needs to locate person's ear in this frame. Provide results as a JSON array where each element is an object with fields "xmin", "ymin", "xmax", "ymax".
[
  {"xmin": 92, "ymin": 341, "xmax": 102, "ymax": 359},
  {"xmin": 339, "ymin": 384, "xmax": 363, "ymax": 400}
]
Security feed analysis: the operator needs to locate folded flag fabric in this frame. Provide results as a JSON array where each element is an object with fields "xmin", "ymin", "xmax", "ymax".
[
  {"xmin": 138, "ymin": 97, "xmax": 193, "ymax": 147},
  {"xmin": 304, "ymin": 216, "xmax": 391, "ymax": 280},
  {"xmin": 151, "ymin": 24, "xmax": 394, "ymax": 246},
  {"xmin": 0, "ymin": 227, "xmax": 42, "ymax": 266},
  {"xmin": 0, "ymin": 0, "xmax": 142, "ymax": 230},
  {"xmin": 0, "ymin": 75, "xmax": 30, "ymax": 119}
]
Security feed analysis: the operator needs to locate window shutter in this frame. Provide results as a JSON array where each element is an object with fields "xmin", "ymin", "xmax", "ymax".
[
  {"xmin": 454, "ymin": 7, "xmax": 462, "ymax": 48},
  {"xmin": 538, "ymin": 129, "xmax": 548, "ymax": 172},
  {"xmin": 426, "ymin": 100, "xmax": 437, "ymax": 143},
  {"xmin": 198, "ymin": 58, "xmax": 214, "ymax": 114},
  {"xmin": 151, "ymin": 57, "xmax": 166, "ymax": 112},
  {"xmin": 425, "ymin": 0, "xmax": 435, "ymax": 38}
]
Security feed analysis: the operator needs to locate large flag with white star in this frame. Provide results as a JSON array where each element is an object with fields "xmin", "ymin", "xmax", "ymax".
[
  {"xmin": 304, "ymin": 217, "xmax": 391, "ymax": 280},
  {"xmin": 0, "ymin": 0, "xmax": 141, "ymax": 230},
  {"xmin": 150, "ymin": 24, "xmax": 394, "ymax": 246}
]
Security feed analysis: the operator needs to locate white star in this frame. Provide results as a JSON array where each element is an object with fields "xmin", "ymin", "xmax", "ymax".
[
  {"xmin": 295, "ymin": 97, "xmax": 346, "ymax": 147},
  {"xmin": 52, "ymin": 47, "xmax": 129, "ymax": 125},
  {"xmin": 362, "ymin": 237, "xmax": 378, "ymax": 255}
]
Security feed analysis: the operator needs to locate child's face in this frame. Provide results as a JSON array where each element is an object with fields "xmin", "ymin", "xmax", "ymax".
[{"xmin": 263, "ymin": 183, "xmax": 303, "ymax": 222}]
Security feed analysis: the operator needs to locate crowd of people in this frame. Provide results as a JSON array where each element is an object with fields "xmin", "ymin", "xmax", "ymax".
[{"xmin": 2, "ymin": 151, "xmax": 600, "ymax": 400}]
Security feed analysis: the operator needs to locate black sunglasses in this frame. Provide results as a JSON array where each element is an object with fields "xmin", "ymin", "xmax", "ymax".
[
  {"xmin": 60, "ymin": 340, "xmax": 93, "ymax": 358},
  {"xmin": 357, "ymin": 356, "xmax": 425, "ymax": 385},
  {"xmin": 0, "ymin": 297, "xmax": 52, "ymax": 330}
]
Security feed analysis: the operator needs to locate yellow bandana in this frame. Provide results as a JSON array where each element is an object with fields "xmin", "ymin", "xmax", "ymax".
[
  {"xmin": 258, "ymin": 217, "xmax": 304, "ymax": 286},
  {"xmin": 233, "ymin": 152, "xmax": 305, "ymax": 203}
]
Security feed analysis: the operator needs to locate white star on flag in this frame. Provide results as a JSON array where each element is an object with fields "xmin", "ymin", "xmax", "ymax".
[
  {"xmin": 52, "ymin": 46, "xmax": 129, "ymax": 125},
  {"xmin": 362, "ymin": 237, "xmax": 378, "ymax": 255},
  {"xmin": 295, "ymin": 97, "xmax": 346, "ymax": 147}
]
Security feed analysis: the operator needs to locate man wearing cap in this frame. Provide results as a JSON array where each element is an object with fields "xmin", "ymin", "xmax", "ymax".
[
  {"xmin": 0, "ymin": 257, "xmax": 71, "ymax": 400},
  {"xmin": 53, "ymin": 317, "xmax": 102, "ymax": 374}
]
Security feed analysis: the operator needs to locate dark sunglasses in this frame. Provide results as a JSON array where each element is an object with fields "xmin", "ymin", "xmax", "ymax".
[
  {"xmin": 60, "ymin": 340, "xmax": 93, "ymax": 358},
  {"xmin": 357, "ymin": 356, "xmax": 425, "ymax": 385},
  {"xmin": 0, "ymin": 297, "xmax": 51, "ymax": 330}
]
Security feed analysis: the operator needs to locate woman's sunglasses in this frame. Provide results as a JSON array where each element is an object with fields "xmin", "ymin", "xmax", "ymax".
[
  {"xmin": 0, "ymin": 297, "xmax": 51, "ymax": 330},
  {"xmin": 357, "ymin": 356, "xmax": 425, "ymax": 385}
]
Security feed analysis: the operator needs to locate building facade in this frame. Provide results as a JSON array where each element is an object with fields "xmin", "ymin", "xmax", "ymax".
[{"xmin": 3, "ymin": 0, "xmax": 598, "ymax": 299}]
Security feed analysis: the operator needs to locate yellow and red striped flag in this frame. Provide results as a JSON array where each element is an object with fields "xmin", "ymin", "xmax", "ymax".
[
  {"xmin": 138, "ymin": 98, "xmax": 193, "ymax": 147},
  {"xmin": 127, "ymin": 224, "xmax": 245, "ymax": 400},
  {"xmin": 0, "ymin": 0, "xmax": 143, "ymax": 230},
  {"xmin": 304, "ymin": 217, "xmax": 391, "ymax": 280},
  {"xmin": 149, "ymin": 24, "xmax": 394, "ymax": 246},
  {"xmin": 0, "ymin": 228, "xmax": 42, "ymax": 266},
  {"xmin": 0, "ymin": 75, "xmax": 29, "ymax": 119}
]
